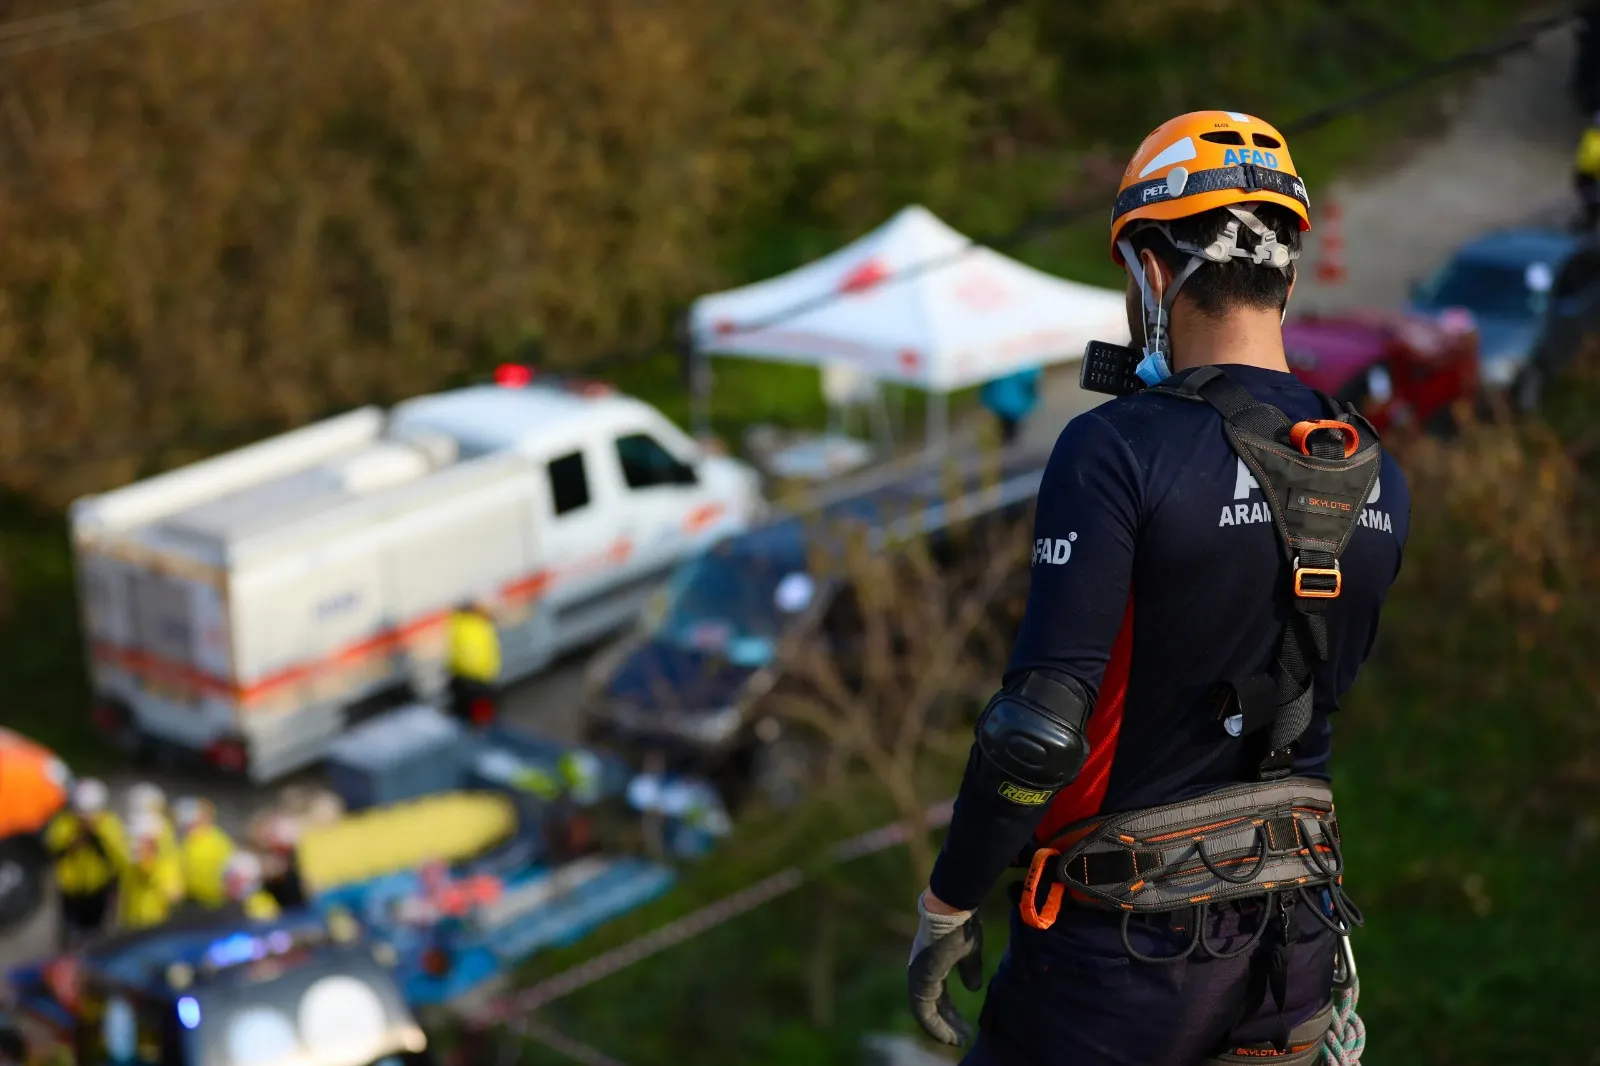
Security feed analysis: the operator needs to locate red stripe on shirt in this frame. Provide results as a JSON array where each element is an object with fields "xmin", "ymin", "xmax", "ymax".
[{"xmin": 1034, "ymin": 596, "xmax": 1134, "ymax": 844}]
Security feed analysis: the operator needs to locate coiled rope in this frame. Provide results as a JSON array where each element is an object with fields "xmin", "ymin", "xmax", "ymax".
[{"xmin": 1321, "ymin": 974, "xmax": 1366, "ymax": 1064}]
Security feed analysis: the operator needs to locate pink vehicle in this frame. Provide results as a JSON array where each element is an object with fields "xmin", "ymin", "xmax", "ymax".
[{"xmin": 1282, "ymin": 311, "xmax": 1480, "ymax": 435}]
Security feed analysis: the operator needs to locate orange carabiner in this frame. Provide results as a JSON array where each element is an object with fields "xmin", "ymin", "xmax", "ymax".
[
  {"xmin": 1288, "ymin": 420, "xmax": 1359, "ymax": 458},
  {"xmin": 1019, "ymin": 847, "xmax": 1064, "ymax": 930}
]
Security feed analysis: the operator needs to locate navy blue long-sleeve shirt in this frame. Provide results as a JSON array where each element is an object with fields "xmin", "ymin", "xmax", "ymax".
[{"xmin": 928, "ymin": 365, "xmax": 1410, "ymax": 912}]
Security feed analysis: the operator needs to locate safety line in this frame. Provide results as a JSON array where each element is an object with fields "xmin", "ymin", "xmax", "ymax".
[
  {"xmin": 0, "ymin": 0, "xmax": 245, "ymax": 58},
  {"xmin": 515, "ymin": 1017, "xmax": 633, "ymax": 1066},
  {"xmin": 474, "ymin": 799, "xmax": 955, "ymax": 1026}
]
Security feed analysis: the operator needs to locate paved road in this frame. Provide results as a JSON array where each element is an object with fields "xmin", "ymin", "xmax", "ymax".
[{"xmin": 2, "ymin": 26, "xmax": 1581, "ymax": 975}]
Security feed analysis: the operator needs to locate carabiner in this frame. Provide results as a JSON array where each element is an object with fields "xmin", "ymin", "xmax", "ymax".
[
  {"xmin": 1019, "ymin": 847, "xmax": 1064, "ymax": 930},
  {"xmin": 1333, "ymin": 933, "xmax": 1359, "ymax": 990}
]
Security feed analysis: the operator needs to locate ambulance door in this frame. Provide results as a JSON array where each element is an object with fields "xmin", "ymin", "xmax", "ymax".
[
  {"xmin": 607, "ymin": 420, "xmax": 708, "ymax": 577},
  {"xmin": 531, "ymin": 440, "xmax": 638, "ymax": 650}
]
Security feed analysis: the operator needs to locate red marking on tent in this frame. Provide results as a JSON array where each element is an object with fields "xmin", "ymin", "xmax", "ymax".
[
  {"xmin": 714, "ymin": 319, "xmax": 736, "ymax": 336},
  {"xmin": 898, "ymin": 349, "xmax": 921, "ymax": 371},
  {"xmin": 953, "ymin": 272, "xmax": 1011, "ymax": 311},
  {"xmin": 839, "ymin": 259, "xmax": 889, "ymax": 295}
]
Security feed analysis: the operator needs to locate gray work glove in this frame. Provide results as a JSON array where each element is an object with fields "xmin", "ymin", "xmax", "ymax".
[{"xmin": 907, "ymin": 893, "xmax": 984, "ymax": 1046}]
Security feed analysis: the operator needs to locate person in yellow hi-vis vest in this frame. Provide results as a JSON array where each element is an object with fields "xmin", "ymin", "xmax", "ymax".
[
  {"xmin": 223, "ymin": 852, "xmax": 280, "ymax": 921},
  {"xmin": 118, "ymin": 814, "xmax": 181, "ymax": 931},
  {"xmin": 126, "ymin": 783, "xmax": 180, "ymax": 861},
  {"xmin": 174, "ymin": 797, "xmax": 235, "ymax": 910},
  {"xmin": 446, "ymin": 599, "xmax": 501, "ymax": 728},
  {"xmin": 46, "ymin": 779, "xmax": 126, "ymax": 948},
  {"xmin": 1576, "ymin": 112, "xmax": 1600, "ymax": 233}
]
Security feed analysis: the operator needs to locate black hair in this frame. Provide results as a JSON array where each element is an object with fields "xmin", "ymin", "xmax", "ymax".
[{"xmin": 1127, "ymin": 202, "xmax": 1302, "ymax": 318}]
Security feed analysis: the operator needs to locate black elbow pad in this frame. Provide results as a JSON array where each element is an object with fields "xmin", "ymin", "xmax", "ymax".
[{"xmin": 973, "ymin": 671, "xmax": 1092, "ymax": 808}]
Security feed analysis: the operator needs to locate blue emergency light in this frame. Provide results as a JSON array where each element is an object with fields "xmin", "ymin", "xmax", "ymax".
[{"xmin": 205, "ymin": 933, "xmax": 264, "ymax": 970}]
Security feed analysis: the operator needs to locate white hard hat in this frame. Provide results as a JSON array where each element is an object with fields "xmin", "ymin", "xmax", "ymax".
[
  {"xmin": 172, "ymin": 797, "xmax": 210, "ymax": 831},
  {"xmin": 129, "ymin": 813, "xmax": 165, "ymax": 844},
  {"xmin": 127, "ymin": 782, "xmax": 166, "ymax": 814},
  {"xmin": 224, "ymin": 851, "xmax": 263, "ymax": 891},
  {"xmin": 73, "ymin": 778, "xmax": 109, "ymax": 814}
]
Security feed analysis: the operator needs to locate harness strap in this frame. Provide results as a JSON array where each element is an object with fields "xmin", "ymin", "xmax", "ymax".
[{"xmin": 1153, "ymin": 367, "xmax": 1376, "ymax": 779}]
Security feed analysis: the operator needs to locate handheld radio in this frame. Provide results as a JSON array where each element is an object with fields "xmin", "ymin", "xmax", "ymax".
[{"xmin": 1078, "ymin": 340, "xmax": 1146, "ymax": 398}]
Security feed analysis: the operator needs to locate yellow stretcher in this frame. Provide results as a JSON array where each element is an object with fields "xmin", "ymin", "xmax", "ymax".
[{"xmin": 295, "ymin": 791, "xmax": 517, "ymax": 895}]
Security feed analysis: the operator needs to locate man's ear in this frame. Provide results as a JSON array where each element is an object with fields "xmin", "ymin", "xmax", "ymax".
[{"xmin": 1137, "ymin": 247, "xmax": 1170, "ymax": 307}]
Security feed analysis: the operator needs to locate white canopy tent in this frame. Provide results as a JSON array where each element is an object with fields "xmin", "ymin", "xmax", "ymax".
[{"xmin": 688, "ymin": 204, "xmax": 1130, "ymax": 449}]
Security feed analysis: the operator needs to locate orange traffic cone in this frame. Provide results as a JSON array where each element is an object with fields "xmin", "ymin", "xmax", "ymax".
[{"xmin": 1315, "ymin": 201, "xmax": 1348, "ymax": 284}]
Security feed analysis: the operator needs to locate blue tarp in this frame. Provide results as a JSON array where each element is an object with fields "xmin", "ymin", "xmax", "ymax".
[{"xmin": 316, "ymin": 856, "xmax": 677, "ymax": 1007}]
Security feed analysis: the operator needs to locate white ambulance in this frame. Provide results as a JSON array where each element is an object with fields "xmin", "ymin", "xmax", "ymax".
[{"xmin": 67, "ymin": 368, "xmax": 765, "ymax": 781}]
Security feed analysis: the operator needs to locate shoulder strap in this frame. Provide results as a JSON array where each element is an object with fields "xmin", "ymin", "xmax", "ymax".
[{"xmin": 1158, "ymin": 365, "xmax": 1383, "ymax": 779}]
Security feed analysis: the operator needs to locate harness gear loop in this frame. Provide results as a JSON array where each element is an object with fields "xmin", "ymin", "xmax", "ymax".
[
  {"xmin": 1119, "ymin": 906, "xmax": 1203, "ymax": 965},
  {"xmin": 1195, "ymin": 824, "xmax": 1269, "ymax": 885},
  {"xmin": 1019, "ymin": 846, "xmax": 1064, "ymax": 930},
  {"xmin": 1195, "ymin": 900, "xmax": 1272, "ymax": 962}
]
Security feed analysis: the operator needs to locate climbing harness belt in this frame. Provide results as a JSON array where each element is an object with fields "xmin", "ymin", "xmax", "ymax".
[{"xmin": 1017, "ymin": 367, "xmax": 1380, "ymax": 1060}]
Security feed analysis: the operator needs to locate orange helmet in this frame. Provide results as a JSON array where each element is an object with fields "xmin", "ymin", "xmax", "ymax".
[{"xmin": 1110, "ymin": 110, "xmax": 1311, "ymax": 264}]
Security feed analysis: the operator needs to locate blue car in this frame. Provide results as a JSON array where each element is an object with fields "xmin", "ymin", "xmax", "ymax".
[{"xmin": 1409, "ymin": 228, "xmax": 1600, "ymax": 408}]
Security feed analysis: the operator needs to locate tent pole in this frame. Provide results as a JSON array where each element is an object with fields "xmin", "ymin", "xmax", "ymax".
[
  {"xmin": 927, "ymin": 390, "xmax": 949, "ymax": 456},
  {"xmin": 690, "ymin": 348, "xmax": 711, "ymax": 440},
  {"xmin": 675, "ymin": 311, "xmax": 712, "ymax": 442}
]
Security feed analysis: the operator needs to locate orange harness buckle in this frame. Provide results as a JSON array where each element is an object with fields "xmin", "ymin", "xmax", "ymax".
[
  {"xmin": 1288, "ymin": 419, "xmax": 1359, "ymax": 459},
  {"xmin": 1292, "ymin": 558, "xmax": 1342, "ymax": 599},
  {"xmin": 1020, "ymin": 847, "xmax": 1064, "ymax": 930}
]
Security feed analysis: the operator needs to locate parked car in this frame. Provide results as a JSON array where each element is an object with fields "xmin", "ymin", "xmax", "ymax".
[
  {"xmin": 1407, "ymin": 228, "xmax": 1600, "ymax": 409},
  {"xmin": 0, "ymin": 730, "xmax": 72, "ymax": 933},
  {"xmin": 69, "ymin": 367, "xmax": 765, "ymax": 780},
  {"xmin": 3, "ymin": 911, "xmax": 433, "ymax": 1066},
  {"xmin": 580, "ymin": 448, "xmax": 1046, "ymax": 804},
  {"xmin": 1283, "ymin": 311, "xmax": 1480, "ymax": 434}
]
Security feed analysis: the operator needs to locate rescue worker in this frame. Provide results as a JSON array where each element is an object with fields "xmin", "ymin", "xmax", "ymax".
[
  {"xmin": 1575, "ymin": 112, "xmax": 1600, "ymax": 235},
  {"xmin": 126, "ymin": 782, "xmax": 183, "ymax": 906},
  {"xmin": 907, "ymin": 111, "xmax": 1411, "ymax": 1066},
  {"xmin": 446, "ymin": 598, "xmax": 501, "ymax": 727},
  {"xmin": 117, "ymin": 814, "xmax": 179, "ymax": 931},
  {"xmin": 979, "ymin": 365, "xmax": 1044, "ymax": 446},
  {"xmin": 126, "ymin": 782, "xmax": 179, "ymax": 855},
  {"xmin": 174, "ymin": 797, "xmax": 235, "ymax": 910},
  {"xmin": 45, "ymin": 778, "xmax": 125, "ymax": 948},
  {"xmin": 222, "ymin": 851, "xmax": 281, "ymax": 921}
]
